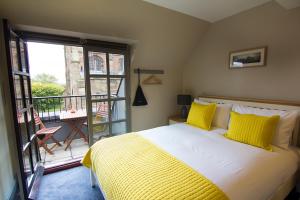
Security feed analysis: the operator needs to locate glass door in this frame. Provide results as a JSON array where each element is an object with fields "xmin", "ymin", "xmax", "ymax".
[
  {"xmin": 83, "ymin": 46, "xmax": 130, "ymax": 145},
  {"xmin": 3, "ymin": 19, "xmax": 43, "ymax": 199}
]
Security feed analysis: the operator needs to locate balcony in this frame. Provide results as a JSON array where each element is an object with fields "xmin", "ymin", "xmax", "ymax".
[{"xmin": 20, "ymin": 94, "xmax": 117, "ymax": 167}]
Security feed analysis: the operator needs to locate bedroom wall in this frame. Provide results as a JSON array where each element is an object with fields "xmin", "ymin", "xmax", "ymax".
[
  {"xmin": 0, "ymin": 84, "xmax": 15, "ymax": 200},
  {"xmin": 0, "ymin": 0, "xmax": 209, "ymax": 131},
  {"xmin": 0, "ymin": 21, "xmax": 17, "ymax": 200},
  {"xmin": 182, "ymin": 2, "xmax": 300, "ymax": 101}
]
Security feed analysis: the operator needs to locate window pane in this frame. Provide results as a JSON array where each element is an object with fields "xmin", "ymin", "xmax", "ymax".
[
  {"xmin": 14, "ymin": 75, "xmax": 23, "ymax": 111},
  {"xmin": 31, "ymin": 142, "xmax": 38, "ymax": 169},
  {"xmin": 24, "ymin": 77, "xmax": 30, "ymax": 107},
  {"xmin": 88, "ymin": 52, "xmax": 107, "ymax": 75},
  {"xmin": 91, "ymin": 102, "xmax": 109, "ymax": 142},
  {"xmin": 111, "ymin": 100, "xmax": 126, "ymax": 121},
  {"xmin": 110, "ymin": 78, "xmax": 125, "ymax": 98},
  {"xmin": 18, "ymin": 112, "xmax": 29, "ymax": 148},
  {"xmin": 92, "ymin": 102, "xmax": 109, "ymax": 124},
  {"xmin": 10, "ymin": 36, "xmax": 19, "ymax": 71},
  {"xmin": 90, "ymin": 78, "xmax": 108, "ymax": 100},
  {"xmin": 23, "ymin": 147, "xmax": 33, "ymax": 185},
  {"xmin": 92, "ymin": 125, "xmax": 109, "ymax": 143},
  {"xmin": 19, "ymin": 41, "xmax": 27, "ymax": 72},
  {"xmin": 28, "ymin": 109, "xmax": 35, "ymax": 138},
  {"xmin": 112, "ymin": 121, "xmax": 126, "ymax": 136},
  {"xmin": 109, "ymin": 54, "xmax": 124, "ymax": 75}
]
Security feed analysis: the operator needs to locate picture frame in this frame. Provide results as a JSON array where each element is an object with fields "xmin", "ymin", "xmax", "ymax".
[{"xmin": 229, "ymin": 46, "xmax": 267, "ymax": 69}]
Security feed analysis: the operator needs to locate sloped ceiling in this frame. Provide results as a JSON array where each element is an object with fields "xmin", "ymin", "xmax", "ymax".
[
  {"xmin": 276, "ymin": 0, "xmax": 300, "ymax": 9},
  {"xmin": 143, "ymin": 0, "xmax": 300, "ymax": 22}
]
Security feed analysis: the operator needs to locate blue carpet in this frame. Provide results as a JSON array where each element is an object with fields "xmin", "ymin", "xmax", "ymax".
[
  {"xmin": 35, "ymin": 165, "xmax": 300, "ymax": 200},
  {"xmin": 37, "ymin": 166, "xmax": 104, "ymax": 200}
]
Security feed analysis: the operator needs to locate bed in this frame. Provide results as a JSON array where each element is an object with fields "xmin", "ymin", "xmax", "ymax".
[{"xmin": 82, "ymin": 96, "xmax": 300, "ymax": 200}]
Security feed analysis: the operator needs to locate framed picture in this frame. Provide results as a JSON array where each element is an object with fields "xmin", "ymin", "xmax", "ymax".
[{"xmin": 229, "ymin": 46, "xmax": 267, "ymax": 69}]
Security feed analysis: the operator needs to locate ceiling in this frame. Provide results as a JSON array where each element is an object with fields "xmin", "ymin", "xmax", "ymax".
[{"xmin": 143, "ymin": 0, "xmax": 300, "ymax": 22}]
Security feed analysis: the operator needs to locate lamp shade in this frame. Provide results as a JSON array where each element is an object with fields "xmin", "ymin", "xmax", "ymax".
[
  {"xmin": 177, "ymin": 95, "xmax": 192, "ymax": 105},
  {"xmin": 132, "ymin": 68, "xmax": 148, "ymax": 106},
  {"xmin": 133, "ymin": 85, "xmax": 148, "ymax": 106}
]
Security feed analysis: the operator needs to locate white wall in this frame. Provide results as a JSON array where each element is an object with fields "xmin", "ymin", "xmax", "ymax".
[
  {"xmin": 0, "ymin": 85, "xmax": 15, "ymax": 200},
  {"xmin": 183, "ymin": 2, "xmax": 300, "ymax": 101},
  {"xmin": 0, "ymin": 0, "xmax": 209, "ymax": 131},
  {"xmin": 0, "ymin": 21, "xmax": 15, "ymax": 200}
]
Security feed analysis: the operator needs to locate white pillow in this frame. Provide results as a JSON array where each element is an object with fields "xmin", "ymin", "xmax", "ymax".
[
  {"xmin": 194, "ymin": 99, "xmax": 232, "ymax": 129},
  {"xmin": 233, "ymin": 105, "xmax": 299, "ymax": 149}
]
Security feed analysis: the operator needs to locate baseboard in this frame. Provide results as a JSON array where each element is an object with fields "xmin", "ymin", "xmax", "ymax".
[{"xmin": 9, "ymin": 180, "xmax": 19, "ymax": 200}]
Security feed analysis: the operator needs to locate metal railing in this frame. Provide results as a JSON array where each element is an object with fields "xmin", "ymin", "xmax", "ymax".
[{"xmin": 17, "ymin": 94, "xmax": 111, "ymax": 122}]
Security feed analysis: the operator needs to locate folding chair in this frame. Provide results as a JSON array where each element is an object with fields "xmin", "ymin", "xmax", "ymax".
[{"xmin": 34, "ymin": 111, "xmax": 62, "ymax": 155}]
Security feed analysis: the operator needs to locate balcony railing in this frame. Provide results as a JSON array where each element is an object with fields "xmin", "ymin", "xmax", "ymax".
[{"xmin": 17, "ymin": 94, "xmax": 111, "ymax": 122}]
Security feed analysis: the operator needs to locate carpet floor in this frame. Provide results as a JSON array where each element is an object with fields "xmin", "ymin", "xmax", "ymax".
[
  {"xmin": 36, "ymin": 166, "xmax": 299, "ymax": 200},
  {"xmin": 37, "ymin": 166, "xmax": 104, "ymax": 200}
]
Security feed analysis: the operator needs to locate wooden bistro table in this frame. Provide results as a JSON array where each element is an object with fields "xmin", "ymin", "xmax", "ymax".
[{"xmin": 59, "ymin": 109, "xmax": 88, "ymax": 150}]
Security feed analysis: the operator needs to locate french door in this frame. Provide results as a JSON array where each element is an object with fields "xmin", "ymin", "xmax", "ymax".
[
  {"xmin": 83, "ymin": 45, "xmax": 131, "ymax": 145},
  {"xmin": 2, "ymin": 19, "xmax": 130, "ymax": 198},
  {"xmin": 3, "ymin": 19, "xmax": 43, "ymax": 199}
]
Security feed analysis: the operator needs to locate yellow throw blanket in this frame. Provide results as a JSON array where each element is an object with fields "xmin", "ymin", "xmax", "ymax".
[{"xmin": 82, "ymin": 133, "xmax": 228, "ymax": 200}]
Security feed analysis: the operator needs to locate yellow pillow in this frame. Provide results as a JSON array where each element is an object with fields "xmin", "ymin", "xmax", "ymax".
[
  {"xmin": 225, "ymin": 112, "xmax": 280, "ymax": 151},
  {"xmin": 187, "ymin": 102, "xmax": 216, "ymax": 130}
]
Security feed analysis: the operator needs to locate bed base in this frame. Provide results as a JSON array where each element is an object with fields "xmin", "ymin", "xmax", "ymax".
[
  {"xmin": 90, "ymin": 170, "xmax": 96, "ymax": 188},
  {"xmin": 269, "ymin": 173, "xmax": 297, "ymax": 200},
  {"xmin": 91, "ymin": 170, "xmax": 107, "ymax": 199}
]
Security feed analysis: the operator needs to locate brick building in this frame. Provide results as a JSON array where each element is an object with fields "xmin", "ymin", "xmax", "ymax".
[{"xmin": 64, "ymin": 46, "xmax": 124, "ymax": 97}]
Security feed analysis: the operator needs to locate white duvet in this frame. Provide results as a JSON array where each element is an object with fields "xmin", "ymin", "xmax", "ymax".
[{"xmin": 138, "ymin": 123, "xmax": 299, "ymax": 200}]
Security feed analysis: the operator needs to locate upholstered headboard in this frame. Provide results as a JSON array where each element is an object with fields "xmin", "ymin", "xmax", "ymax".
[{"xmin": 195, "ymin": 95, "xmax": 300, "ymax": 147}]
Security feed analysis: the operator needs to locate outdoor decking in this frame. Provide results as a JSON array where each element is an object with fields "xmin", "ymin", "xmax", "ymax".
[
  {"xmin": 25, "ymin": 94, "xmax": 120, "ymax": 167},
  {"xmin": 39, "ymin": 120, "xmax": 109, "ymax": 167},
  {"xmin": 40, "ymin": 139, "xmax": 89, "ymax": 167}
]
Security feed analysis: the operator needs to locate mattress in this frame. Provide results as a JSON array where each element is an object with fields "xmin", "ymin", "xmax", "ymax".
[{"xmin": 137, "ymin": 123, "xmax": 299, "ymax": 200}]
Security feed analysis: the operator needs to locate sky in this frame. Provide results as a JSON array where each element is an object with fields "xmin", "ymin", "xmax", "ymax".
[{"xmin": 27, "ymin": 42, "xmax": 66, "ymax": 84}]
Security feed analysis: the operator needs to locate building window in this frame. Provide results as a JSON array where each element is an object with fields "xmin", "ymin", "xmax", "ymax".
[{"xmin": 89, "ymin": 55, "xmax": 104, "ymax": 74}]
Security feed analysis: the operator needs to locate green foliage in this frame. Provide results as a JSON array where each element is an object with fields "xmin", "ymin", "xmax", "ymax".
[
  {"xmin": 32, "ymin": 73, "xmax": 58, "ymax": 83},
  {"xmin": 31, "ymin": 82, "xmax": 65, "ymax": 112}
]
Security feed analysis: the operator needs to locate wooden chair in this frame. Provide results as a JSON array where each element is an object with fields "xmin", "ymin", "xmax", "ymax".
[{"xmin": 34, "ymin": 111, "xmax": 62, "ymax": 155}]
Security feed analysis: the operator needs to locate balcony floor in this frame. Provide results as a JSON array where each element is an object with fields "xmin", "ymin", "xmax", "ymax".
[{"xmin": 40, "ymin": 138, "xmax": 89, "ymax": 167}]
